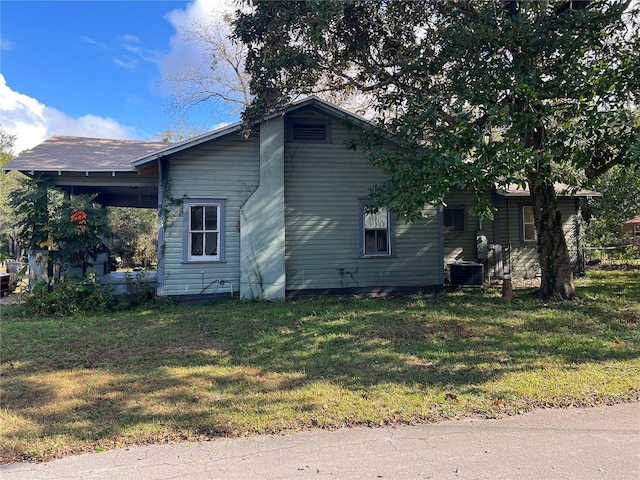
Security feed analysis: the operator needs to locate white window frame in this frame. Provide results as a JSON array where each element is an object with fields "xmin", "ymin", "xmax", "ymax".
[
  {"xmin": 360, "ymin": 200, "xmax": 394, "ymax": 257},
  {"xmin": 183, "ymin": 199, "xmax": 226, "ymax": 262},
  {"xmin": 522, "ymin": 205, "xmax": 537, "ymax": 242}
]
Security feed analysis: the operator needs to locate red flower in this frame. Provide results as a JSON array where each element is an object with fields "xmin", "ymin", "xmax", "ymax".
[{"xmin": 71, "ymin": 209, "xmax": 88, "ymax": 233}]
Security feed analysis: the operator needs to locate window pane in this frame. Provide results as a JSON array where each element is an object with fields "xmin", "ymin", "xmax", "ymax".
[
  {"xmin": 365, "ymin": 230, "xmax": 377, "ymax": 254},
  {"xmin": 444, "ymin": 208, "xmax": 464, "ymax": 231},
  {"xmin": 365, "ymin": 229, "xmax": 388, "ymax": 254},
  {"xmin": 364, "ymin": 208, "xmax": 388, "ymax": 229},
  {"xmin": 205, "ymin": 233, "xmax": 218, "ymax": 256},
  {"xmin": 376, "ymin": 230, "xmax": 388, "ymax": 253},
  {"xmin": 205, "ymin": 206, "xmax": 218, "ymax": 230},
  {"xmin": 523, "ymin": 206, "xmax": 535, "ymax": 224},
  {"xmin": 524, "ymin": 224, "xmax": 536, "ymax": 241},
  {"xmin": 191, "ymin": 232, "xmax": 204, "ymax": 256},
  {"xmin": 191, "ymin": 206, "xmax": 203, "ymax": 230}
]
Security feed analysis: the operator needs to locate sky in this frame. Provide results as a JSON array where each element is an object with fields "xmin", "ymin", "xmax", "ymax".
[{"xmin": 1, "ymin": 0, "xmax": 239, "ymax": 154}]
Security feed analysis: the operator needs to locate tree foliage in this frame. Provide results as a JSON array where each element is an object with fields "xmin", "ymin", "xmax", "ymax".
[
  {"xmin": 584, "ymin": 164, "xmax": 640, "ymax": 246},
  {"xmin": 107, "ymin": 207, "xmax": 158, "ymax": 269},
  {"xmin": 163, "ymin": 6, "xmax": 377, "ymax": 124},
  {"xmin": 235, "ymin": 0, "xmax": 640, "ymax": 299},
  {"xmin": 0, "ymin": 128, "xmax": 22, "ymax": 257},
  {"xmin": 8, "ymin": 176, "xmax": 110, "ymax": 275}
]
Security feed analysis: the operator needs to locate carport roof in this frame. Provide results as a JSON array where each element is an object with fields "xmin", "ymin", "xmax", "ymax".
[
  {"xmin": 496, "ymin": 183, "xmax": 601, "ymax": 198},
  {"xmin": 2, "ymin": 135, "xmax": 168, "ymax": 174}
]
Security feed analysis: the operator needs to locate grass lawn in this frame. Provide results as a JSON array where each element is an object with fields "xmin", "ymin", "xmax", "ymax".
[{"xmin": 1, "ymin": 266, "xmax": 638, "ymax": 463}]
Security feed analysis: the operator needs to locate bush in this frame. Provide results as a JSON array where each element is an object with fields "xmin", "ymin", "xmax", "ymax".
[
  {"xmin": 17, "ymin": 274, "xmax": 111, "ymax": 316},
  {"xmin": 14, "ymin": 273, "xmax": 156, "ymax": 316}
]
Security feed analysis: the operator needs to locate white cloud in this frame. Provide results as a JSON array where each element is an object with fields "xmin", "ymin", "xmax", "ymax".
[
  {"xmin": 1, "ymin": 34, "xmax": 15, "ymax": 51},
  {"xmin": 157, "ymin": 0, "xmax": 236, "ymax": 92},
  {"xmin": 81, "ymin": 36, "xmax": 109, "ymax": 51},
  {"xmin": 113, "ymin": 58, "xmax": 138, "ymax": 71},
  {"xmin": 0, "ymin": 74, "xmax": 137, "ymax": 154}
]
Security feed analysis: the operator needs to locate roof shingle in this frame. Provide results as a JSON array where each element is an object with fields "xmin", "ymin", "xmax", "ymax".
[{"xmin": 3, "ymin": 136, "xmax": 168, "ymax": 173}]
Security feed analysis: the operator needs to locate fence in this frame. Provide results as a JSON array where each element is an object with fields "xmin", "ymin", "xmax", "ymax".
[{"xmin": 585, "ymin": 245, "xmax": 640, "ymax": 264}]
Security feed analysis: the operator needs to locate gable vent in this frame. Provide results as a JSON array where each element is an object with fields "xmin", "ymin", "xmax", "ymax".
[{"xmin": 288, "ymin": 119, "xmax": 332, "ymax": 143}]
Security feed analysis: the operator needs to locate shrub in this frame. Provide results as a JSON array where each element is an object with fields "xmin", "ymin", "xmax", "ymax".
[{"xmin": 15, "ymin": 273, "xmax": 156, "ymax": 316}]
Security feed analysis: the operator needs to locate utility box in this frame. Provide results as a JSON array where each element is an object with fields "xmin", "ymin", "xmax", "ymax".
[{"xmin": 476, "ymin": 231, "xmax": 488, "ymax": 260}]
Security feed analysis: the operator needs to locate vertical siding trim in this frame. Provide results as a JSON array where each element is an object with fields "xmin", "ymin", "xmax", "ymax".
[
  {"xmin": 506, "ymin": 197, "xmax": 512, "ymax": 272},
  {"xmin": 157, "ymin": 158, "xmax": 165, "ymax": 295},
  {"xmin": 437, "ymin": 204, "xmax": 445, "ymax": 285}
]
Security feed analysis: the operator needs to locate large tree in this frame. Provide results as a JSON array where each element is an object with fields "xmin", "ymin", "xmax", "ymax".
[
  {"xmin": 163, "ymin": 11, "xmax": 251, "ymax": 119},
  {"xmin": 234, "ymin": 0, "xmax": 640, "ymax": 299}
]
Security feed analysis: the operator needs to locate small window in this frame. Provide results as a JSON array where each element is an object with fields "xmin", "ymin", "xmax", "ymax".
[
  {"xmin": 443, "ymin": 206, "xmax": 466, "ymax": 233},
  {"xmin": 183, "ymin": 199, "xmax": 226, "ymax": 262},
  {"xmin": 287, "ymin": 119, "xmax": 332, "ymax": 143},
  {"xmin": 634, "ymin": 225, "xmax": 640, "ymax": 237},
  {"xmin": 522, "ymin": 205, "xmax": 537, "ymax": 242},
  {"xmin": 360, "ymin": 200, "xmax": 394, "ymax": 256}
]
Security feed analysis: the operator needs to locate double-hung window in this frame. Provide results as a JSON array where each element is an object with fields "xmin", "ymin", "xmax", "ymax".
[
  {"xmin": 522, "ymin": 205, "xmax": 537, "ymax": 242},
  {"xmin": 360, "ymin": 200, "xmax": 394, "ymax": 256},
  {"xmin": 184, "ymin": 199, "xmax": 225, "ymax": 262}
]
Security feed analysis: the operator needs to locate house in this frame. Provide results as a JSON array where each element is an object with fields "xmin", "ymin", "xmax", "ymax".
[
  {"xmin": 622, "ymin": 215, "xmax": 640, "ymax": 245},
  {"xmin": 3, "ymin": 97, "xmax": 596, "ymax": 301},
  {"xmin": 442, "ymin": 184, "xmax": 599, "ymax": 282}
]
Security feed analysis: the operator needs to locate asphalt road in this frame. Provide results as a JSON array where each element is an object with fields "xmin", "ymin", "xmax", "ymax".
[{"xmin": 2, "ymin": 403, "xmax": 639, "ymax": 480}]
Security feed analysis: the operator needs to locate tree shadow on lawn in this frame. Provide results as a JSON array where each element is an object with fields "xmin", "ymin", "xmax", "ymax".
[
  {"xmin": 2, "ymin": 279, "xmax": 638, "ymax": 462},
  {"xmin": 219, "ymin": 290, "xmax": 639, "ymax": 388}
]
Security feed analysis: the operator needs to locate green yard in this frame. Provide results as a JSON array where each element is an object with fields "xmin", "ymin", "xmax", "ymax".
[{"xmin": 1, "ymin": 266, "xmax": 638, "ymax": 463}]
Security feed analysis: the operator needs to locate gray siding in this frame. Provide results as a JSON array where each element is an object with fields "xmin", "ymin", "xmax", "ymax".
[
  {"xmin": 284, "ymin": 114, "xmax": 441, "ymax": 292},
  {"xmin": 496, "ymin": 196, "xmax": 580, "ymax": 279},
  {"xmin": 161, "ymin": 133, "xmax": 260, "ymax": 296},
  {"xmin": 443, "ymin": 191, "xmax": 581, "ymax": 281},
  {"xmin": 442, "ymin": 190, "xmax": 494, "ymax": 266}
]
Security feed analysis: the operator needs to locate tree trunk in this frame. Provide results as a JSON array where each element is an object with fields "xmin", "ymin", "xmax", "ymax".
[{"xmin": 527, "ymin": 173, "xmax": 576, "ymax": 299}]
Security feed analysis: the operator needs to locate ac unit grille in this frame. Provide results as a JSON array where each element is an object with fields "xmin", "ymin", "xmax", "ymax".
[{"xmin": 449, "ymin": 262, "xmax": 483, "ymax": 288}]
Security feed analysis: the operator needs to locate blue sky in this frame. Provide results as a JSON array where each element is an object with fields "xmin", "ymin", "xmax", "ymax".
[{"xmin": 1, "ymin": 0, "xmax": 238, "ymax": 153}]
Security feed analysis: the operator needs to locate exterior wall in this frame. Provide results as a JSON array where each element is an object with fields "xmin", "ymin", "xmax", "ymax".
[
  {"xmin": 442, "ymin": 190, "xmax": 494, "ymax": 265},
  {"xmin": 443, "ymin": 191, "xmax": 582, "ymax": 281},
  {"xmin": 284, "ymin": 113, "xmax": 442, "ymax": 293},
  {"xmin": 496, "ymin": 196, "xmax": 581, "ymax": 279},
  {"xmin": 622, "ymin": 216, "xmax": 640, "ymax": 245},
  {"xmin": 159, "ymin": 132, "xmax": 260, "ymax": 297}
]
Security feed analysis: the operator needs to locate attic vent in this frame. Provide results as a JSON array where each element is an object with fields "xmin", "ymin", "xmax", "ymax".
[{"xmin": 288, "ymin": 119, "xmax": 332, "ymax": 143}]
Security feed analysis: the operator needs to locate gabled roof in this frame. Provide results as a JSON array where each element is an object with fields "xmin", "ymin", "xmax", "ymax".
[
  {"xmin": 2, "ymin": 135, "xmax": 168, "ymax": 174},
  {"xmin": 2, "ymin": 97, "xmax": 385, "ymax": 175},
  {"xmin": 622, "ymin": 215, "xmax": 640, "ymax": 226},
  {"xmin": 130, "ymin": 123, "xmax": 242, "ymax": 169},
  {"xmin": 130, "ymin": 96, "xmax": 386, "ymax": 170},
  {"xmin": 496, "ymin": 183, "xmax": 601, "ymax": 198}
]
